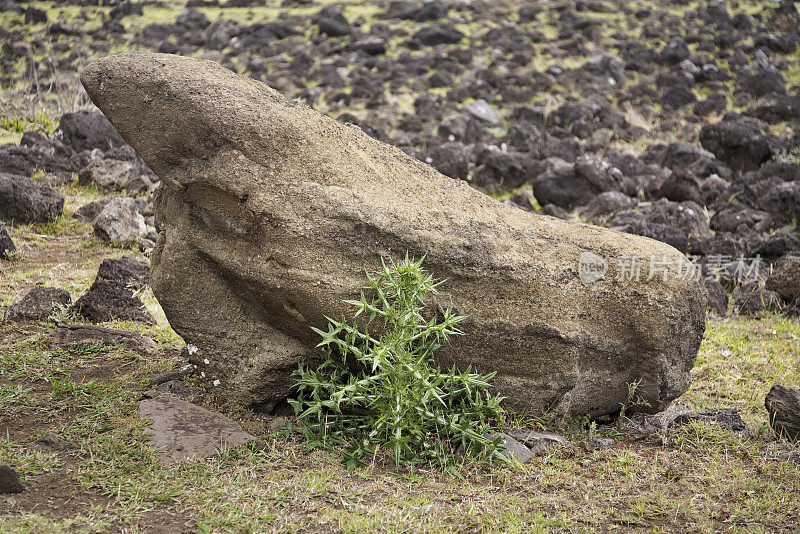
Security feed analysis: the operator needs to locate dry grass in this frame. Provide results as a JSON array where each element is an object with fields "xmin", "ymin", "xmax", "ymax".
[
  {"xmin": 1, "ymin": 184, "xmax": 799, "ymax": 532},
  {"xmin": 1, "ymin": 1, "xmax": 799, "ymax": 531}
]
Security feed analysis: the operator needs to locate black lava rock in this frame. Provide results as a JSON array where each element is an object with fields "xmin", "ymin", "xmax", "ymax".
[
  {"xmin": 0, "ymin": 463, "xmax": 24, "ymax": 494},
  {"xmin": 0, "ymin": 222, "xmax": 14, "ymax": 259},
  {"xmin": 96, "ymin": 256, "xmax": 151, "ymax": 290},
  {"xmin": 70, "ymin": 280, "xmax": 156, "ymax": 324},
  {"xmin": 0, "ymin": 172, "xmax": 64, "ymax": 225},
  {"xmin": 765, "ymin": 385, "xmax": 800, "ymax": 442},
  {"xmin": 4, "ymin": 286, "xmax": 71, "ymax": 323},
  {"xmin": 56, "ymin": 110, "xmax": 127, "ymax": 153},
  {"xmin": 699, "ymin": 116, "xmax": 771, "ymax": 174}
]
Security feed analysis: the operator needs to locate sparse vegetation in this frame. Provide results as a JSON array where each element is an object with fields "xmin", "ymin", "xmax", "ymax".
[
  {"xmin": 773, "ymin": 145, "xmax": 800, "ymax": 166},
  {"xmin": 1, "ymin": 310, "xmax": 799, "ymax": 532},
  {"xmin": 290, "ymin": 255, "xmax": 507, "ymax": 472},
  {"xmin": 2, "ymin": 0, "xmax": 800, "ymax": 531}
]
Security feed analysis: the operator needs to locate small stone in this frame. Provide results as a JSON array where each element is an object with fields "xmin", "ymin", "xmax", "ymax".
[
  {"xmin": 0, "ymin": 172, "xmax": 64, "ymax": 225},
  {"xmin": 50, "ymin": 324, "xmax": 158, "ymax": 356},
  {"xmin": 70, "ymin": 279, "xmax": 156, "ymax": 324},
  {"xmin": 123, "ymin": 174, "xmax": 155, "ymax": 195},
  {"xmin": 671, "ymin": 408, "xmax": 749, "ymax": 433},
  {"xmin": 268, "ymin": 417, "xmax": 288, "ymax": 433},
  {"xmin": 92, "ymin": 197, "xmax": 147, "ymax": 247},
  {"xmin": 96, "ymin": 256, "xmax": 150, "ymax": 289},
  {"xmin": 465, "ymin": 99, "xmax": 499, "ymax": 124},
  {"xmin": 485, "ymin": 432, "xmax": 534, "ymax": 463},
  {"xmin": 138, "ymin": 238, "xmax": 156, "ymax": 252},
  {"xmin": 79, "ymin": 156, "xmax": 134, "ymax": 190},
  {"xmin": 704, "ymin": 278, "xmax": 728, "ymax": 316},
  {"xmin": 4, "ymin": 286, "xmax": 71, "ymax": 323},
  {"xmin": 156, "ymin": 379, "xmax": 193, "ymax": 399},
  {"xmin": 589, "ymin": 437, "xmax": 615, "ymax": 450},
  {"xmin": 0, "ymin": 463, "xmax": 24, "ymax": 493},
  {"xmin": 507, "ymin": 428, "xmax": 570, "ymax": 455},
  {"xmin": 765, "ymin": 256, "xmax": 800, "ymax": 302},
  {"xmin": 765, "ymin": 385, "xmax": 800, "ymax": 442},
  {"xmin": 0, "ymin": 223, "xmax": 15, "ymax": 259},
  {"xmin": 56, "ymin": 110, "xmax": 127, "ymax": 153},
  {"xmin": 732, "ymin": 285, "xmax": 783, "ymax": 315},
  {"xmin": 151, "ymin": 364, "xmax": 193, "ymax": 386},
  {"xmin": 74, "ymin": 196, "xmax": 117, "ymax": 223}
]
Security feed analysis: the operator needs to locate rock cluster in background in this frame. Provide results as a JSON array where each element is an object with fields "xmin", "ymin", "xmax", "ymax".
[
  {"xmin": 1, "ymin": 0, "xmax": 799, "ymax": 315},
  {"xmin": 3, "ymin": 256, "xmax": 154, "ymax": 325}
]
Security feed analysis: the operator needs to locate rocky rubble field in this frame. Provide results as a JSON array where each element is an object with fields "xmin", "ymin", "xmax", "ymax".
[
  {"xmin": 2, "ymin": 0, "xmax": 800, "ymax": 315},
  {"xmin": 1, "ymin": 0, "xmax": 800, "ymax": 532}
]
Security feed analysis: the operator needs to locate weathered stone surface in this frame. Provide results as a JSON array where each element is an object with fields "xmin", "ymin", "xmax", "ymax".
[
  {"xmin": 765, "ymin": 255, "xmax": 800, "ymax": 302},
  {"xmin": 79, "ymin": 155, "xmax": 135, "ymax": 190},
  {"xmin": 0, "ymin": 172, "xmax": 64, "ymax": 225},
  {"xmin": 70, "ymin": 279, "xmax": 156, "ymax": 324},
  {"xmin": 4, "ymin": 286, "xmax": 71, "ymax": 323},
  {"xmin": 484, "ymin": 432, "xmax": 534, "ymax": 463},
  {"xmin": 671, "ymin": 408, "xmax": 749, "ymax": 433},
  {"xmin": 92, "ymin": 196, "xmax": 147, "ymax": 246},
  {"xmin": 96, "ymin": 256, "xmax": 150, "ymax": 289},
  {"xmin": 50, "ymin": 324, "xmax": 158, "ymax": 355},
  {"xmin": 0, "ymin": 222, "xmax": 15, "ymax": 259},
  {"xmin": 0, "ymin": 463, "xmax": 24, "ymax": 493},
  {"xmin": 74, "ymin": 196, "xmax": 118, "ymax": 222},
  {"xmin": 56, "ymin": 110, "xmax": 126, "ymax": 153},
  {"xmin": 704, "ymin": 277, "xmax": 728, "ymax": 316},
  {"xmin": 506, "ymin": 428, "xmax": 570, "ymax": 455},
  {"xmin": 765, "ymin": 385, "xmax": 800, "ymax": 442},
  {"xmin": 139, "ymin": 391, "xmax": 259, "ymax": 463},
  {"xmin": 82, "ymin": 52, "xmax": 706, "ymax": 417},
  {"xmin": 732, "ymin": 284, "xmax": 783, "ymax": 315}
]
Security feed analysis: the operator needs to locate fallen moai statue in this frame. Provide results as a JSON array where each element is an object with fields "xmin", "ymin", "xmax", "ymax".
[{"xmin": 81, "ymin": 52, "xmax": 706, "ymax": 417}]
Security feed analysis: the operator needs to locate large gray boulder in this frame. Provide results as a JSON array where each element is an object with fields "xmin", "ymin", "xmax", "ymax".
[{"xmin": 81, "ymin": 53, "xmax": 706, "ymax": 417}]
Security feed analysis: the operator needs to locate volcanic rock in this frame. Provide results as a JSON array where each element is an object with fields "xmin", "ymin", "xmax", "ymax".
[
  {"xmin": 532, "ymin": 155, "xmax": 634, "ymax": 210},
  {"xmin": 0, "ymin": 143, "xmax": 78, "ymax": 179},
  {"xmin": 70, "ymin": 279, "xmax": 156, "ymax": 324},
  {"xmin": 56, "ymin": 110, "xmax": 126, "ymax": 153},
  {"xmin": 704, "ymin": 278, "xmax": 729, "ymax": 316},
  {"xmin": 81, "ymin": 52, "xmax": 707, "ymax": 417},
  {"xmin": 92, "ymin": 197, "xmax": 147, "ymax": 246},
  {"xmin": 0, "ymin": 223, "xmax": 14, "ymax": 259},
  {"xmin": 732, "ymin": 283, "xmax": 783, "ymax": 314},
  {"xmin": 139, "ymin": 391, "xmax": 259, "ymax": 462},
  {"xmin": 0, "ymin": 464, "xmax": 24, "ymax": 494},
  {"xmin": 765, "ymin": 255, "xmax": 800, "ymax": 302},
  {"xmin": 765, "ymin": 385, "xmax": 800, "ymax": 442},
  {"xmin": 4, "ymin": 286, "xmax": 71, "ymax": 323},
  {"xmin": 50, "ymin": 324, "xmax": 158, "ymax": 356},
  {"xmin": 96, "ymin": 256, "xmax": 151, "ymax": 289},
  {"xmin": 0, "ymin": 172, "xmax": 64, "ymax": 225},
  {"xmin": 699, "ymin": 115, "xmax": 771, "ymax": 174}
]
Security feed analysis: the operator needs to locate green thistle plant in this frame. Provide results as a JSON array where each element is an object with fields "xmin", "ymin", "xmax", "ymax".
[{"xmin": 289, "ymin": 254, "xmax": 507, "ymax": 472}]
